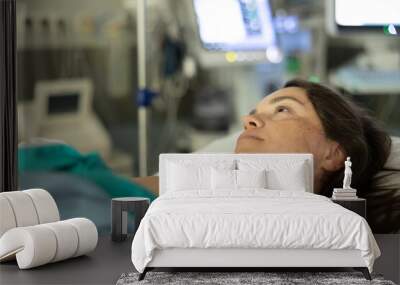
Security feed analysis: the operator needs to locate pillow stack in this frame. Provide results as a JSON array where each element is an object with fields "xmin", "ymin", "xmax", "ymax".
[{"xmin": 165, "ymin": 158, "xmax": 307, "ymax": 193}]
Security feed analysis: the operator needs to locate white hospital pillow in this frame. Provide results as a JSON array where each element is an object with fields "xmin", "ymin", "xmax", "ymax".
[
  {"xmin": 238, "ymin": 159, "xmax": 307, "ymax": 191},
  {"xmin": 167, "ymin": 162, "xmax": 211, "ymax": 191},
  {"xmin": 211, "ymin": 168, "xmax": 236, "ymax": 190},
  {"xmin": 236, "ymin": 169, "xmax": 267, "ymax": 189}
]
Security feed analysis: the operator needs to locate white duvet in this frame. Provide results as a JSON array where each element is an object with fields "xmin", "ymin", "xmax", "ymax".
[{"xmin": 131, "ymin": 190, "xmax": 380, "ymax": 273}]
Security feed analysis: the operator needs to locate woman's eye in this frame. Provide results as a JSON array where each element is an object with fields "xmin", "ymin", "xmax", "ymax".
[{"xmin": 276, "ymin": 106, "xmax": 290, "ymax": 113}]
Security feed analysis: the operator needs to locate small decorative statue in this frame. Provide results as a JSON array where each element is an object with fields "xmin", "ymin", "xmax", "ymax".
[
  {"xmin": 332, "ymin": 157, "xmax": 357, "ymax": 198},
  {"xmin": 342, "ymin": 157, "xmax": 353, "ymax": 189}
]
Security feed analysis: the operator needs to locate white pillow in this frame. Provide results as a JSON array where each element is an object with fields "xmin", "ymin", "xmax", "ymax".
[
  {"xmin": 166, "ymin": 159, "xmax": 236, "ymax": 192},
  {"xmin": 238, "ymin": 159, "xmax": 307, "ymax": 191},
  {"xmin": 211, "ymin": 169, "xmax": 267, "ymax": 190},
  {"xmin": 211, "ymin": 168, "xmax": 236, "ymax": 190},
  {"xmin": 267, "ymin": 166, "xmax": 306, "ymax": 191},
  {"xmin": 167, "ymin": 162, "xmax": 211, "ymax": 191},
  {"xmin": 236, "ymin": 169, "xmax": 267, "ymax": 189}
]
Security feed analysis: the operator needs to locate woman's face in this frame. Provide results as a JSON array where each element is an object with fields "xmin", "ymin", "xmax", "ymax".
[{"xmin": 234, "ymin": 87, "xmax": 338, "ymax": 191}]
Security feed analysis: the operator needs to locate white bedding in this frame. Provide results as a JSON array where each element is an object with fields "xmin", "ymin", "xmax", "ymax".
[{"xmin": 131, "ymin": 190, "xmax": 380, "ymax": 273}]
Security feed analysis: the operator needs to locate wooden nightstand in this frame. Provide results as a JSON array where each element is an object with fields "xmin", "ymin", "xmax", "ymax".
[{"xmin": 331, "ymin": 198, "xmax": 366, "ymax": 219}]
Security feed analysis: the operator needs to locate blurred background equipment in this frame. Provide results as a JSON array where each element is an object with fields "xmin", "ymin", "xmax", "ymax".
[
  {"xmin": 18, "ymin": 78, "xmax": 133, "ymax": 175},
  {"xmin": 327, "ymin": 0, "xmax": 400, "ymax": 34},
  {"xmin": 15, "ymin": 0, "xmax": 400, "ymax": 174},
  {"xmin": 136, "ymin": 0, "xmax": 149, "ymax": 176},
  {"xmin": 183, "ymin": 0, "xmax": 285, "ymax": 147},
  {"xmin": 325, "ymin": 0, "xmax": 400, "ymax": 134},
  {"xmin": 192, "ymin": 87, "xmax": 232, "ymax": 132},
  {"xmin": 192, "ymin": 0, "xmax": 280, "ymax": 66},
  {"xmin": 33, "ymin": 79, "xmax": 111, "ymax": 158},
  {"xmin": 14, "ymin": 0, "xmax": 400, "ymax": 204}
]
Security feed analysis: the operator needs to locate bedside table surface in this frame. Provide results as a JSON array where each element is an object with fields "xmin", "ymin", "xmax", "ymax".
[
  {"xmin": 331, "ymin": 198, "xmax": 365, "ymax": 201},
  {"xmin": 0, "ymin": 235, "xmax": 134, "ymax": 285},
  {"xmin": 112, "ymin": 197, "xmax": 149, "ymax": 202}
]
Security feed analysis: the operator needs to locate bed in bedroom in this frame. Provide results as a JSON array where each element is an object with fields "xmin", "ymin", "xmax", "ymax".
[{"xmin": 131, "ymin": 154, "xmax": 380, "ymax": 281}]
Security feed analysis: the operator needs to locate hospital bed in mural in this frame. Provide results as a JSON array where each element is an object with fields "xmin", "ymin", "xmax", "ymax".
[
  {"xmin": 17, "ymin": 78, "xmax": 156, "ymax": 233},
  {"xmin": 18, "ymin": 143, "xmax": 156, "ymax": 234}
]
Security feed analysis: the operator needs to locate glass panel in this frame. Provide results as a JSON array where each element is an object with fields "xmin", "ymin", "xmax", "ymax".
[{"xmin": 16, "ymin": 0, "xmax": 400, "ymax": 235}]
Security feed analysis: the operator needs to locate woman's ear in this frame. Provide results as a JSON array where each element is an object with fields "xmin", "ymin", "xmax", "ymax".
[{"xmin": 320, "ymin": 141, "xmax": 346, "ymax": 172}]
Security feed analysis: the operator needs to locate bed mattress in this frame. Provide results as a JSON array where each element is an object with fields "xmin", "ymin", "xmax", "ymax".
[{"xmin": 131, "ymin": 190, "xmax": 380, "ymax": 273}]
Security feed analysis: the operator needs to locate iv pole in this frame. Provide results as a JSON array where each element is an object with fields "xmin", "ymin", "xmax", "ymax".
[{"xmin": 137, "ymin": 0, "xmax": 148, "ymax": 177}]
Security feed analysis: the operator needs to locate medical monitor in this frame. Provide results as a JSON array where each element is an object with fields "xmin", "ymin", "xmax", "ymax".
[
  {"xmin": 34, "ymin": 79, "xmax": 93, "ymax": 126},
  {"xmin": 193, "ymin": 0, "xmax": 277, "ymax": 51},
  {"xmin": 332, "ymin": 0, "xmax": 400, "ymax": 34},
  {"xmin": 47, "ymin": 93, "xmax": 80, "ymax": 115}
]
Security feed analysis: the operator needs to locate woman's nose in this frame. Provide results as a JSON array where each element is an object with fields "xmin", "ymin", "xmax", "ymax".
[{"xmin": 242, "ymin": 115, "xmax": 263, "ymax": 130}]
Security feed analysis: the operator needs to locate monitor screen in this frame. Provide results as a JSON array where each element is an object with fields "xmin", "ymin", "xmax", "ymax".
[
  {"xmin": 48, "ymin": 93, "xmax": 79, "ymax": 115},
  {"xmin": 335, "ymin": 0, "xmax": 400, "ymax": 30},
  {"xmin": 193, "ymin": 0, "xmax": 277, "ymax": 51}
]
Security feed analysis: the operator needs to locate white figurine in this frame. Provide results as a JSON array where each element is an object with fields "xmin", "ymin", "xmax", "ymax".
[{"xmin": 343, "ymin": 157, "xmax": 353, "ymax": 189}]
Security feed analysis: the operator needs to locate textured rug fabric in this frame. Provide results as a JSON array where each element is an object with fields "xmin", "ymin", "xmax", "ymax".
[{"xmin": 116, "ymin": 271, "xmax": 395, "ymax": 285}]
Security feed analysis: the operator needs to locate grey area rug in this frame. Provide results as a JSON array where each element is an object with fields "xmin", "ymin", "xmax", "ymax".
[{"xmin": 116, "ymin": 272, "xmax": 396, "ymax": 285}]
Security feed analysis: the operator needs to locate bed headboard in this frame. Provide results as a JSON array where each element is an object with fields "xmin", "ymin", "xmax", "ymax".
[{"xmin": 159, "ymin": 153, "xmax": 314, "ymax": 195}]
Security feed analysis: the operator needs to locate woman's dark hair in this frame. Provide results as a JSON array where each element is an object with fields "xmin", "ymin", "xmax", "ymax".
[{"xmin": 284, "ymin": 79, "xmax": 392, "ymax": 197}]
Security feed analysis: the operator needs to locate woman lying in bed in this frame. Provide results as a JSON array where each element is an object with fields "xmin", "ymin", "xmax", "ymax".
[{"xmin": 134, "ymin": 79, "xmax": 398, "ymax": 233}]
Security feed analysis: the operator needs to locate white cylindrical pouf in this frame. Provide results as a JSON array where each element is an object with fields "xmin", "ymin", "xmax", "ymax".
[
  {"xmin": 0, "ymin": 226, "xmax": 57, "ymax": 269},
  {"xmin": 23, "ymin": 189, "xmax": 60, "ymax": 224},
  {"xmin": 65, "ymin": 218, "xmax": 98, "ymax": 257},
  {"xmin": 42, "ymin": 221, "xmax": 79, "ymax": 262},
  {"xmin": 1, "ymin": 192, "xmax": 39, "ymax": 227},
  {"xmin": 0, "ymin": 195, "xmax": 17, "ymax": 237}
]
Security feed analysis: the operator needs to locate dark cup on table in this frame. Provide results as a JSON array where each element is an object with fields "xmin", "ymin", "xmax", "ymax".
[{"xmin": 111, "ymin": 197, "xmax": 150, "ymax": 242}]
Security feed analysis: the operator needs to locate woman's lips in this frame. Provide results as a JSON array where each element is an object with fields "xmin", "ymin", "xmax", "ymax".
[{"xmin": 238, "ymin": 132, "xmax": 264, "ymax": 141}]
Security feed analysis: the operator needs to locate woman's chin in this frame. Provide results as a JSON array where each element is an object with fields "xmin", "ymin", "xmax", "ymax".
[{"xmin": 234, "ymin": 143, "xmax": 259, "ymax": 154}]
